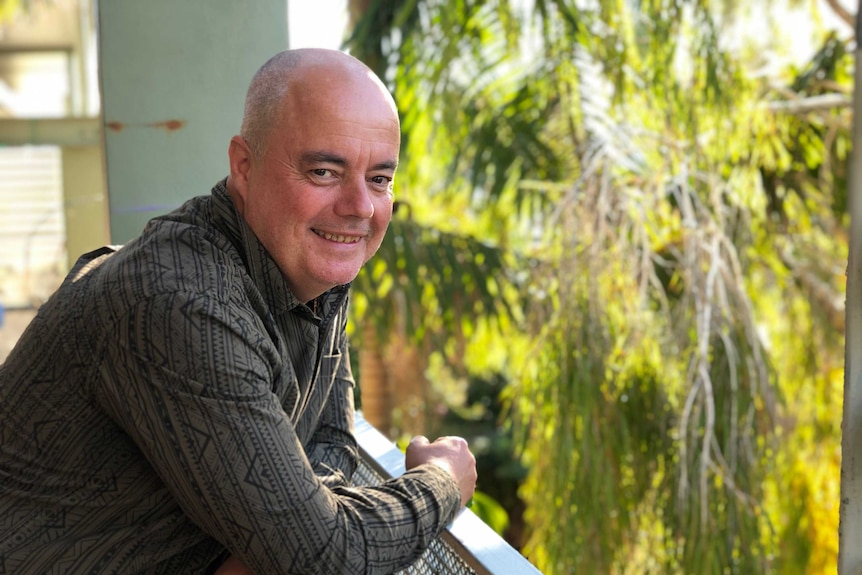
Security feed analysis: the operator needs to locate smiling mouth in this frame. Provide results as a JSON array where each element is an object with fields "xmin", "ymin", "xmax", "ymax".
[{"xmin": 313, "ymin": 229, "xmax": 363, "ymax": 244}]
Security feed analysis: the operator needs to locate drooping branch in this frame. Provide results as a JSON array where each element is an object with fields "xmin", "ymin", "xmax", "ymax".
[
  {"xmin": 821, "ymin": 0, "xmax": 855, "ymax": 32},
  {"xmin": 768, "ymin": 93, "xmax": 851, "ymax": 114},
  {"xmin": 778, "ymin": 248, "xmax": 846, "ymax": 332}
]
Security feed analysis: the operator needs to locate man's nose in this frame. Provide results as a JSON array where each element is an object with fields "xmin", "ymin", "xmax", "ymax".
[{"xmin": 335, "ymin": 176, "xmax": 375, "ymax": 218}]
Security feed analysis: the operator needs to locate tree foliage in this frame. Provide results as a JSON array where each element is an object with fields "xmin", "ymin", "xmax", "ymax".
[{"xmin": 347, "ymin": 0, "xmax": 849, "ymax": 572}]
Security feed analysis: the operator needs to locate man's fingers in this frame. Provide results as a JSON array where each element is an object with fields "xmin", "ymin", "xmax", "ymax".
[
  {"xmin": 404, "ymin": 436, "xmax": 430, "ymax": 470},
  {"xmin": 409, "ymin": 435, "xmax": 430, "ymax": 447},
  {"xmin": 213, "ymin": 556, "xmax": 251, "ymax": 575}
]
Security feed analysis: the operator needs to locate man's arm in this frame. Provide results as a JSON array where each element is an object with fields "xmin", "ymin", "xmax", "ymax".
[
  {"xmin": 213, "ymin": 436, "xmax": 477, "ymax": 575},
  {"xmin": 96, "ymin": 292, "xmax": 465, "ymax": 574}
]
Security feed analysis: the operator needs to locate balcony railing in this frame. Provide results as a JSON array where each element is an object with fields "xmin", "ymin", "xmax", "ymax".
[{"xmin": 353, "ymin": 413, "xmax": 543, "ymax": 575}]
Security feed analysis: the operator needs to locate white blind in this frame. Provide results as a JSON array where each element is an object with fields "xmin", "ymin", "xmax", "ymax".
[{"xmin": 0, "ymin": 145, "xmax": 65, "ymax": 307}]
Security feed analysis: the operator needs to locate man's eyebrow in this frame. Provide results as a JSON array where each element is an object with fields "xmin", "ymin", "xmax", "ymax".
[
  {"xmin": 302, "ymin": 151, "xmax": 348, "ymax": 167},
  {"xmin": 302, "ymin": 151, "xmax": 398, "ymax": 172},
  {"xmin": 372, "ymin": 159, "xmax": 399, "ymax": 171}
]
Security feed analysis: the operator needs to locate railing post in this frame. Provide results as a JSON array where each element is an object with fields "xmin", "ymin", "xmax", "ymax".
[{"xmin": 840, "ymin": 2, "xmax": 862, "ymax": 574}]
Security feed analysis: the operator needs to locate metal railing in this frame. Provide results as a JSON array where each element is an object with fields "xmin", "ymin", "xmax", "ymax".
[{"xmin": 353, "ymin": 413, "xmax": 543, "ymax": 575}]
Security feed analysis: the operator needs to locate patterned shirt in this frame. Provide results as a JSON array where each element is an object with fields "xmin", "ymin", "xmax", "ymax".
[{"xmin": 0, "ymin": 180, "xmax": 460, "ymax": 574}]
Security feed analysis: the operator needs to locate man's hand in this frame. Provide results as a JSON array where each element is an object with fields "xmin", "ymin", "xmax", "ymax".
[
  {"xmin": 405, "ymin": 436, "xmax": 477, "ymax": 508},
  {"xmin": 212, "ymin": 556, "xmax": 251, "ymax": 575}
]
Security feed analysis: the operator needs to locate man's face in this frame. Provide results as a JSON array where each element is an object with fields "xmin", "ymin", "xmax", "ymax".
[{"xmin": 232, "ymin": 68, "xmax": 400, "ymax": 303}]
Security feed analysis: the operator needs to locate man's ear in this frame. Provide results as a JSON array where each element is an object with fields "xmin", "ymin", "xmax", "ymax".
[{"xmin": 228, "ymin": 135, "xmax": 254, "ymax": 202}]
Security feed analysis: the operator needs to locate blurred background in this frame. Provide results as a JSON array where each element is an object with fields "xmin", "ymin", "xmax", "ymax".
[
  {"xmin": 0, "ymin": 0, "xmax": 346, "ymax": 358},
  {"xmin": 0, "ymin": 1, "xmax": 856, "ymax": 573}
]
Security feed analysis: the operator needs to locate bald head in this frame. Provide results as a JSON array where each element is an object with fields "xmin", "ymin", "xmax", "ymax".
[{"xmin": 239, "ymin": 48, "xmax": 397, "ymax": 159}]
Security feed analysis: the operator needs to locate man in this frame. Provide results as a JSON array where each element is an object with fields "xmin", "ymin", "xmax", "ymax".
[{"xmin": 0, "ymin": 49, "xmax": 477, "ymax": 574}]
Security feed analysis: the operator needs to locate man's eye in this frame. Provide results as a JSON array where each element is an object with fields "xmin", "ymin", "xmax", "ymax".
[
  {"xmin": 312, "ymin": 169, "xmax": 333, "ymax": 177},
  {"xmin": 370, "ymin": 176, "xmax": 392, "ymax": 185}
]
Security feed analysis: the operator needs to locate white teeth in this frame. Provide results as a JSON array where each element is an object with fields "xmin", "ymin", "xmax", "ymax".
[{"xmin": 317, "ymin": 230, "xmax": 360, "ymax": 244}]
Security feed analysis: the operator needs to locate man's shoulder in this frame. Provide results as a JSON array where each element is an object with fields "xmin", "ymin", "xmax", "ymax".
[{"xmin": 77, "ymin": 195, "xmax": 248, "ymax": 307}]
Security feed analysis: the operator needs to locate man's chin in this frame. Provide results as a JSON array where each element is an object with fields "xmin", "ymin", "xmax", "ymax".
[
  {"xmin": 326, "ymin": 262, "xmax": 365, "ymax": 284},
  {"xmin": 314, "ymin": 271, "xmax": 362, "ymax": 294}
]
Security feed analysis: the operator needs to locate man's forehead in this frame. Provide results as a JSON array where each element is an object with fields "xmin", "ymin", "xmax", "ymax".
[
  {"xmin": 284, "ymin": 115, "xmax": 400, "ymax": 148},
  {"xmin": 284, "ymin": 64, "xmax": 397, "ymax": 119}
]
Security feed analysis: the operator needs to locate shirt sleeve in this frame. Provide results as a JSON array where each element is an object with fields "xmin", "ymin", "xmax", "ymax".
[{"xmin": 95, "ymin": 292, "xmax": 461, "ymax": 575}]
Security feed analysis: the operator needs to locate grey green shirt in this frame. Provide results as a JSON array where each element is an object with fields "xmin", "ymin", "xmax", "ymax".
[{"xmin": 0, "ymin": 180, "xmax": 460, "ymax": 574}]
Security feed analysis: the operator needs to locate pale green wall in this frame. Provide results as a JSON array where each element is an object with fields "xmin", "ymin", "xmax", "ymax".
[
  {"xmin": 98, "ymin": 0, "xmax": 288, "ymax": 243},
  {"xmin": 62, "ymin": 145, "xmax": 108, "ymax": 269}
]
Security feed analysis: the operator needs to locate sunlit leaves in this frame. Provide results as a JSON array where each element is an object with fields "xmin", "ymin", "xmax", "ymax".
[
  {"xmin": 347, "ymin": 0, "xmax": 849, "ymax": 572},
  {"xmin": 352, "ymin": 215, "xmax": 522, "ymax": 347}
]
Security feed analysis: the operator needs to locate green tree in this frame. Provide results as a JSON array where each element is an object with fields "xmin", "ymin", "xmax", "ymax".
[
  {"xmin": 346, "ymin": 0, "xmax": 849, "ymax": 572},
  {"xmin": 345, "ymin": 0, "xmax": 524, "ymax": 439}
]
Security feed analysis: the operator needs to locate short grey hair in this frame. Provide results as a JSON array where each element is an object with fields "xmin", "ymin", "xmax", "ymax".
[{"xmin": 239, "ymin": 51, "xmax": 300, "ymax": 159}]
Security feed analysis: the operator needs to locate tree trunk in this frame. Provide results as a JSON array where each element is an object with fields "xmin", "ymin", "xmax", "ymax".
[
  {"xmin": 346, "ymin": 0, "xmax": 387, "ymax": 76},
  {"xmin": 359, "ymin": 322, "xmax": 392, "ymax": 436},
  {"xmin": 384, "ymin": 331, "xmax": 429, "ymax": 436}
]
